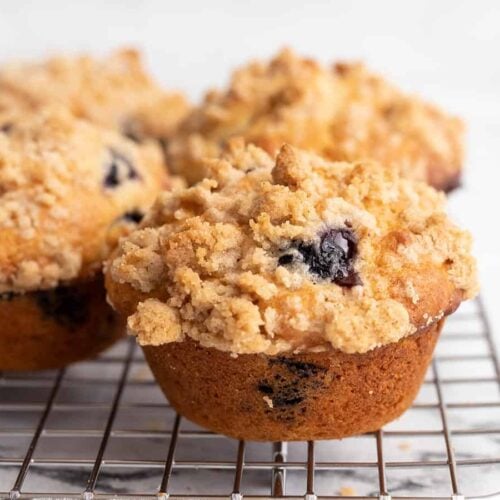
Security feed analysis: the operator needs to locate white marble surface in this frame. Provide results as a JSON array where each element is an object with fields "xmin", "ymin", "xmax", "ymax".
[{"xmin": 0, "ymin": 0, "xmax": 499, "ymax": 497}]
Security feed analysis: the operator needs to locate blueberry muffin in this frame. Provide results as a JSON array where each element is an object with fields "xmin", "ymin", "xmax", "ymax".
[
  {"xmin": 106, "ymin": 143, "xmax": 477, "ymax": 441},
  {"xmin": 168, "ymin": 49, "xmax": 463, "ymax": 191},
  {"xmin": 0, "ymin": 108, "xmax": 168, "ymax": 371},
  {"xmin": 0, "ymin": 48, "xmax": 190, "ymax": 145}
]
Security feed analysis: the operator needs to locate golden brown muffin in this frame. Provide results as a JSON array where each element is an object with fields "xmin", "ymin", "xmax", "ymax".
[
  {"xmin": 168, "ymin": 49, "xmax": 463, "ymax": 190},
  {"xmin": 0, "ymin": 276, "xmax": 124, "ymax": 371},
  {"xmin": 143, "ymin": 322, "xmax": 442, "ymax": 441},
  {"xmin": 0, "ymin": 108, "xmax": 168, "ymax": 370},
  {"xmin": 106, "ymin": 143, "xmax": 478, "ymax": 440},
  {"xmin": 0, "ymin": 48, "xmax": 190, "ymax": 144},
  {"xmin": 328, "ymin": 62, "xmax": 463, "ymax": 192}
]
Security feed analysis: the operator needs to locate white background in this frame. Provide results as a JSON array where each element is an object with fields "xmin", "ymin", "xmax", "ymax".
[{"xmin": 0, "ymin": 0, "xmax": 498, "ymax": 327}]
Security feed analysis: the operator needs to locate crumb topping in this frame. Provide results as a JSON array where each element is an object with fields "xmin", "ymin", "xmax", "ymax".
[
  {"xmin": 108, "ymin": 144, "xmax": 478, "ymax": 354},
  {"xmin": 328, "ymin": 61, "xmax": 463, "ymax": 188},
  {"xmin": 0, "ymin": 48, "xmax": 190, "ymax": 141},
  {"xmin": 168, "ymin": 49, "xmax": 463, "ymax": 188},
  {"xmin": 0, "ymin": 107, "xmax": 167, "ymax": 293}
]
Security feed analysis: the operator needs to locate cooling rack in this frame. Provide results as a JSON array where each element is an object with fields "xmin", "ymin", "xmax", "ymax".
[{"xmin": 0, "ymin": 295, "xmax": 499, "ymax": 499}]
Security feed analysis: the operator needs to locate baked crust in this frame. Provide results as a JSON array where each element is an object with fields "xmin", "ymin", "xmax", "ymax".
[
  {"xmin": 0, "ymin": 276, "xmax": 124, "ymax": 371},
  {"xmin": 0, "ymin": 48, "xmax": 190, "ymax": 142},
  {"xmin": 143, "ymin": 320, "xmax": 443, "ymax": 440},
  {"xmin": 168, "ymin": 49, "xmax": 464, "ymax": 189},
  {"xmin": 107, "ymin": 143, "xmax": 477, "ymax": 355},
  {"xmin": 0, "ymin": 108, "xmax": 168, "ymax": 294}
]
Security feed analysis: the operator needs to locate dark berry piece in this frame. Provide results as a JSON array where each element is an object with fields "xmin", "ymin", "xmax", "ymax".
[
  {"xmin": 257, "ymin": 382, "xmax": 274, "ymax": 395},
  {"xmin": 277, "ymin": 254, "xmax": 294, "ymax": 266},
  {"xmin": 257, "ymin": 379, "xmax": 304, "ymax": 407},
  {"xmin": 270, "ymin": 358, "xmax": 325, "ymax": 378},
  {"xmin": 0, "ymin": 122, "xmax": 13, "ymax": 134},
  {"xmin": 258, "ymin": 358, "xmax": 328, "ymax": 420},
  {"xmin": 104, "ymin": 148, "xmax": 140, "ymax": 188},
  {"xmin": 278, "ymin": 228, "xmax": 361, "ymax": 287},
  {"xmin": 104, "ymin": 162, "xmax": 120, "ymax": 187},
  {"xmin": 273, "ymin": 394, "xmax": 304, "ymax": 407},
  {"xmin": 122, "ymin": 209, "xmax": 144, "ymax": 224},
  {"xmin": 35, "ymin": 285, "xmax": 90, "ymax": 330}
]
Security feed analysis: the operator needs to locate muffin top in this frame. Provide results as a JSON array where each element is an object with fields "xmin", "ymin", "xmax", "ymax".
[
  {"xmin": 0, "ymin": 48, "xmax": 190, "ymax": 142},
  {"xmin": 168, "ymin": 49, "xmax": 463, "ymax": 190},
  {"xmin": 0, "ymin": 107, "xmax": 168, "ymax": 294},
  {"xmin": 106, "ymin": 142, "xmax": 478, "ymax": 355},
  {"xmin": 328, "ymin": 61, "xmax": 463, "ymax": 191}
]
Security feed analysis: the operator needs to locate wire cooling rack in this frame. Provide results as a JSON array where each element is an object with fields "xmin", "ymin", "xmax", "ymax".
[{"xmin": 0, "ymin": 296, "xmax": 499, "ymax": 499}]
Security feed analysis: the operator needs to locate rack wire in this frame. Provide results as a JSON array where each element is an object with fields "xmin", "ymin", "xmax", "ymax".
[{"xmin": 0, "ymin": 295, "xmax": 499, "ymax": 499}]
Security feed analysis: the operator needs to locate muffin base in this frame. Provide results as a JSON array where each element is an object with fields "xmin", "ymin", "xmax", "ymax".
[
  {"xmin": 143, "ymin": 320, "xmax": 443, "ymax": 441},
  {"xmin": 0, "ymin": 276, "xmax": 125, "ymax": 371}
]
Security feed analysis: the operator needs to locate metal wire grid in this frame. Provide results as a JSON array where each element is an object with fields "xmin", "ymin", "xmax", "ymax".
[{"xmin": 0, "ymin": 295, "xmax": 499, "ymax": 499}]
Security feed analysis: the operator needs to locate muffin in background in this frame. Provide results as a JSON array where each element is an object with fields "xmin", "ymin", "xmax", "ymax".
[
  {"xmin": 168, "ymin": 49, "xmax": 463, "ymax": 191},
  {"xmin": 106, "ymin": 142, "xmax": 478, "ymax": 441},
  {"xmin": 0, "ymin": 47, "xmax": 190, "ymax": 145},
  {"xmin": 0, "ymin": 107, "xmax": 169, "ymax": 370}
]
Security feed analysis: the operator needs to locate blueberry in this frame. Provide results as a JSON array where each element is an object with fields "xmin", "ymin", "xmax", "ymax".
[
  {"xmin": 0, "ymin": 122, "xmax": 13, "ymax": 134},
  {"xmin": 277, "ymin": 254, "xmax": 294, "ymax": 265},
  {"xmin": 104, "ymin": 149, "xmax": 140, "ymax": 188},
  {"xmin": 278, "ymin": 228, "xmax": 361, "ymax": 287},
  {"xmin": 271, "ymin": 358, "xmax": 324, "ymax": 377},
  {"xmin": 122, "ymin": 209, "xmax": 144, "ymax": 224},
  {"xmin": 257, "ymin": 379, "xmax": 304, "ymax": 407},
  {"xmin": 256, "ymin": 360, "xmax": 327, "ymax": 418},
  {"xmin": 35, "ymin": 285, "xmax": 90, "ymax": 330},
  {"xmin": 257, "ymin": 382, "xmax": 274, "ymax": 395}
]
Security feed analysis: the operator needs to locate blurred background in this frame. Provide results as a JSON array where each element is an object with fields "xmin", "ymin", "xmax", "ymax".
[{"xmin": 0, "ymin": 0, "xmax": 498, "ymax": 321}]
